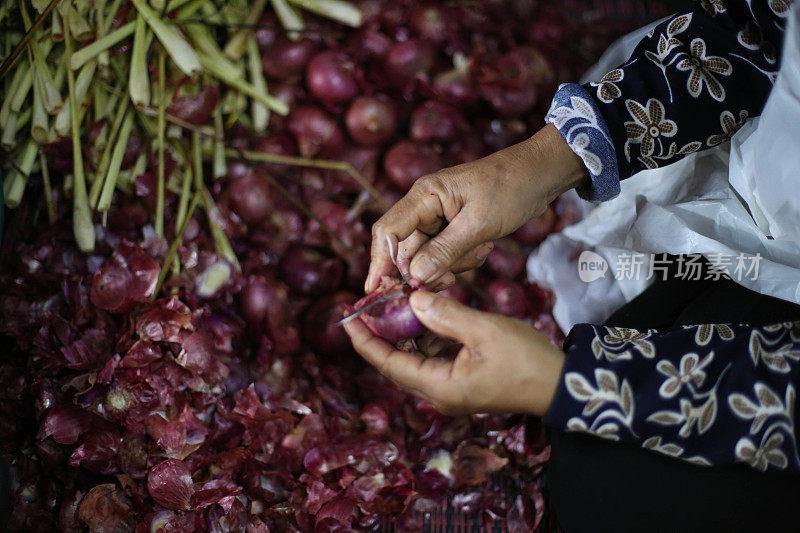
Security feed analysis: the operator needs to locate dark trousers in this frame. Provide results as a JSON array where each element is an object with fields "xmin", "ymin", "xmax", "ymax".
[{"xmin": 548, "ymin": 255, "xmax": 800, "ymax": 532}]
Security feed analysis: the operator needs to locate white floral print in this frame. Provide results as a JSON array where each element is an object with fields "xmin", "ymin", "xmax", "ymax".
[
  {"xmin": 591, "ymin": 69, "xmax": 624, "ymax": 103},
  {"xmin": 695, "ymin": 323, "xmax": 736, "ymax": 345},
  {"xmin": 656, "ymin": 352, "xmax": 714, "ymax": 398},
  {"xmin": 701, "ymin": 0, "xmax": 727, "ymax": 16},
  {"xmin": 591, "ymin": 327, "xmax": 656, "ymax": 361},
  {"xmin": 736, "ymin": 434, "xmax": 788, "ymax": 470},
  {"xmin": 623, "ymin": 99, "xmax": 677, "ymax": 160},
  {"xmin": 676, "ymin": 38, "xmax": 733, "ymax": 101}
]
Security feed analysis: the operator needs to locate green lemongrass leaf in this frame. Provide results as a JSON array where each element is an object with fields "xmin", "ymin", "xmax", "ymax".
[
  {"xmin": 65, "ymin": 11, "xmax": 95, "ymax": 253},
  {"xmin": 40, "ymin": 152, "xmax": 57, "ymax": 223},
  {"xmin": 271, "ymin": 0, "xmax": 304, "ymax": 39},
  {"xmin": 129, "ymin": 14, "xmax": 151, "ymax": 108},
  {"xmin": 69, "ymin": 21, "xmax": 134, "ymax": 70},
  {"xmin": 212, "ymin": 102, "xmax": 226, "ymax": 178},
  {"xmin": 155, "ymin": 48, "xmax": 167, "ymax": 237},
  {"xmin": 99, "ymin": 0, "xmax": 125, "ymax": 34},
  {"xmin": 154, "ymin": 191, "xmax": 200, "ymax": 298},
  {"xmin": 288, "ymin": 0, "xmax": 362, "ymax": 27},
  {"xmin": 97, "ymin": 112, "xmax": 134, "ymax": 211},
  {"xmin": 130, "ymin": 0, "xmax": 201, "ymax": 77},
  {"xmin": 197, "ymin": 49, "xmax": 288, "ymax": 115},
  {"xmin": 246, "ymin": 34, "xmax": 268, "ymax": 132},
  {"xmin": 4, "ymin": 139, "xmax": 39, "ymax": 208}
]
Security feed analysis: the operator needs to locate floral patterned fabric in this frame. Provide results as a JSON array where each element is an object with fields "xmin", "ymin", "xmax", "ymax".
[
  {"xmin": 546, "ymin": 0, "xmax": 792, "ymax": 201},
  {"xmin": 543, "ymin": 322, "xmax": 800, "ymax": 473}
]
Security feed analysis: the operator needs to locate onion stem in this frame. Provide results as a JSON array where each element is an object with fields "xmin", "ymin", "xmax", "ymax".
[
  {"xmin": 65, "ymin": 13, "xmax": 95, "ymax": 253},
  {"xmin": 153, "ymin": 191, "xmax": 200, "ymax": 299},
  {"xmin": 89, "ymin": 97, "xmax": 130, "ymax": 207},
  {"xmin": 212, "ymin": 103, "xmax": 226, "ymax": 179},
  {"xmin": 288, "ymin": 0, "xmax": 362, "ymax": 28},
  {"xmin": 174, "ymin": 163, "xmax": 193, "ymax": 234},
  {"xmin": 40, "ymin": 152, "xmax": 56, "ymax": 223},
  {"xmin": 129, "ymin": 14, "xmax": 151, "ymax": 109},
  {"xmin": 225, "ymin": 148, "xmax": 389, "ymax": 209},
  {"xmin": 155, "ymin": 48, "xmax": 166, "ymax": 237},
  {"xmin": 223, "ymin": 0, "xmax": 267, "ymax": 60},
  {"xmin": 69, "ymin": 21, "xmax": 135, "ymax": 71},
  {"xmin": 97, "ymin": 112, "xmax": 134, "ymax": 212},
  {"xmin": 246, "ymin": 34, "xmax": 269, "ymax": 133},
  {"xmin": 130, "ymin": 0, "xmax": 202, "ymax": 77}
]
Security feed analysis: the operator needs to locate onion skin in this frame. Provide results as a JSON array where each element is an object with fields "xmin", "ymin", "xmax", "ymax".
[
  {"xmin": 345, "ymin": 96, "xmax": 397, "ymax": 147},
  {"xmin": 306, "ymin": 51, "xmax": 359, "ymax": 105},
  {"xmin": 352, "ymin": 280, "xmax": 426, "ymax": 343},
  {"xmin": 147, "ymin": 459, "xmax": 194, "ymax": 511},
  {"xmin": 166, "ymin": 85, "xmax": 219, "ymax": 125},
  {"xmin": 384, "ymin": 141, "xmax": 443, "ymax": 191}
]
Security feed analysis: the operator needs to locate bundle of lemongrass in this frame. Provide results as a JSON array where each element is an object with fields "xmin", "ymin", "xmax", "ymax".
[{"xmin": 0, "ymin": 0, "xmax": 362, "ymax": 256}]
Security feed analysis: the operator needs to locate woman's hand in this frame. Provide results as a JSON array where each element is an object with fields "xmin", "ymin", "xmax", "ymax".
[
  {"xmin": 365, "ymin": 123, "xmax": 587, "ymax": 292},
  {"xmin": 344, "ymin": 290, "xmax": 566, "ymax": 416}
]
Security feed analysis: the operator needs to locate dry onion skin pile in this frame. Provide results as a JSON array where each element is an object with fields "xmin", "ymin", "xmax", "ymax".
[{"xmin": 0, "ymin": 0, "xmax": 648, "ymax": 531}]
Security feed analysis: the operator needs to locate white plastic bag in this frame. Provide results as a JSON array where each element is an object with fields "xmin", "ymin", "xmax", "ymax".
[{"xmin": 528, "ymin": 5, "xmax": 800, "ymax": 332}]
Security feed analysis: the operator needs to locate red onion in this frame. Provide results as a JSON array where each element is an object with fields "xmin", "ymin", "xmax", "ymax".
[
  {"xmin": 481, "ymin": 278, "xmax": 528, "ymax": 318},
  {"xmin": 482, "ymin": 118, "xmax": 528, "ymax": 152},
  {"xmin": 226, "ymin": 172, "xmax": 274, "ymax": 224},
  {"xmin": 433, "ymin": 60, "xmax": 479, "ymax": 107},
  {"xmin": 410, "ymin": 4, "xmax": 450, "ymax": 44},
  {"xmin": 438, "ymin": 282, "xmax": 471, "ymax": 306},
  {"xmin": 147, "ymin": 459, "xmax": 194, "ymax": 511},
  {"xmin": 345, "ymin": 96, "xmax": 397, "ymax": 147},
  {"xmin": 302, "ymin": 291, "xmax": 358, "ymax": 357},
  {"xmin": 410, "ymin": 100, "xmax": 466, "ymax": 143},
  {"xmin": 240, "ymin": 274, "xmax": 287, "ymax": 327},
  {"xmin": 166, "ymin": 85, "xmax": 219, "ymax": 125},
  {"xmin": 306, "ymin": 51, "xmax": 359, "ymax": 105},
  {"xmin": 261, "ymin": 38, "xmax": 319, "ymax": 80},
  {"xmin": 514, "ymin": 207, "xmax": 556, "ymax": 246},
  {"xmin": 351, "ymin": 278, "xmax": 426, "ymax": 343},
  {"xmin": 384, "ymin": 39, "xmax": 437, "ymax": 87},
  {"xmin": 384, "ymin": 141, "xmax": 443, "ymax": 191},
  {"xmin": 279, "ymin": 246, "xmax": 344, "ymax": 296},
  {"xmin": 347, "ymin": 28, "xmax": 392, "ymax": 60},
  {"xmin": 288, "ymin": 106, "xmax": 345, "ymax": 157},
  {"xmin": 485, "ymin": 238, "xmax": 526, "ymax": 279}
]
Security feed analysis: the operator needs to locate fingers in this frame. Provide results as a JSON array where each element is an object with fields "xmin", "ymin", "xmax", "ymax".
[
  {"xmin": 409, "ymin": 209, "xmax": 494, "ymax": 284},
  {"xmin": 409, "ymin": 290, "xmax": 495, "ymax": 346},
  {"xmin": 343, "ymin": 317, "xmax": 454, "ymax": 401},
  {"xmin": 366, "ymin": 185, "xmax": 447, "ymax": 292}
]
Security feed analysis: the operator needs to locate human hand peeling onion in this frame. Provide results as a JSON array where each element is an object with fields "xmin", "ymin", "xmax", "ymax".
[{"xmin": 344, "ymin": 124, "xmax": 588, "ymax": 416}]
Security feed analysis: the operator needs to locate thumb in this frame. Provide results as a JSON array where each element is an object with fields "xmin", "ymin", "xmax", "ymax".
[
  {"xmin": 409, "ymin": 210, "xmax": 491, "ymax": 284},
  {"xmin": 410, "ymin": 290, "xmax": 492, "ymax": 346}
]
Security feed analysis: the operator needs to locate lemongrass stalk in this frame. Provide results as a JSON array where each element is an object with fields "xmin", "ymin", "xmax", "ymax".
[
  {"xmin": 150, "ymin": 0, "xmax": 166, "ymax": 12},
  {"xmin": 66, "ymin": 5, "xmax": 93, "ymax": 41},
  {"xmin": 97, "ymin": 112, "xmax": 134, "ymax": 211},
  {"xmin": 155, "ymin": 48, "xmax": 166, "ymax": 237},
  {"xmin": 176, "ymin": 0, "xmax": 215, "ymax": 23},
  {"xmin": 288, "ymin": 0, "xmax": 362, "ymax": 27},
  {"xmin": 246, "ymin": 34, "xmax": 269, "ymax": 132},
  {"xmin": 224, "ymin": 0, "xmax": 267, "ymax": 60},
  {"xmin": 271, "ymin": 0, "xmax": 304, "ymax": 39},
  {"xmin": 129, "ymin": 14, "xmax": 151, "ymax": 108},
  {"xmin": 55, "ymin": 59, "xmax": 97, "ymax": 136},
  {"xmin": 3, "ymin": 62, "xmax": 32, "ymax": 117},
  {"xmin": 4, "ymin": 140, "xmax": 39, "ymax": 208},
  {"xmin": 100, "ymin": 0, "xmax": 125, "ymax": 34},
  {"xmin": 51, "ymin": 9, "xmax": 64, "ymax": 41},
  {"xmin": 15, "ymin": 108, "xmax": 33, "ymax": 135},
  {"xmin": 165, "ymin": 0, "xmax": 195, "ymax": 13},
  {"xmin": 212, "ymin": 103, "xmax": 226, "ymax": 179},
  {"xmin": 154, "ymin": 191, "xmax": 200, "ymax": 298},
  {"xmin": 69, "ymin": 21, "xmax": 135, "ymax": 70},
  {"xmin": 197, "ymin": 50, "xmax": 289, "ymax": 115},
  {"xmin": 183, "ymin": 23, "xmax": 241, "ymax": 81},
  {"xmin": 31, "ymin": 67, "xmax": 49, "ymax": 143},
  {"xmin": 65, "ymin": 12, "xmax": 95, "ymax": 253},
  {"xmin": 32, "ymin": 54, "xmax": 63, "ymax": 115},
  {"xmin": 130, "ymin": 0, "xmax": 201, "ymax": 77},
  {"xmin": 1, "ymin": 112, "xmax": 19, "ymax": 149},
  {"xmin": 40, "ymin": 152, "xmax": 56, "ymax": 223},
  {"xmin": 89, "ymin": 98, "xmax": 129, "ymax": 206}
]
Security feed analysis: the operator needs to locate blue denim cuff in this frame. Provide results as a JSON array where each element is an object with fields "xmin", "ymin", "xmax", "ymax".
[{"xmin": 546, "ymin": 83, "xmax": 621, "ymax": 202}]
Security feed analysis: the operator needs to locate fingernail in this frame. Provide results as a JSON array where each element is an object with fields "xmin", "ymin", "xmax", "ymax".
[
  {"xmin": 476, "ymin": 243, "xmax": 494, "ymax": 261},
  {"xmin": 410, "ymin": 290, "xmax": 435, "ymax": 313},
  {"xmin": 410, "ymin": 255, "xmax": 438, "ymax": 283}
]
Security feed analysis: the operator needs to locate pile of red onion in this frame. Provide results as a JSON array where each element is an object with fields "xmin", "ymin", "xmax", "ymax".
[{"xmin": 0, "ymin": 1, "xmax": 653, "ymax": 531}]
